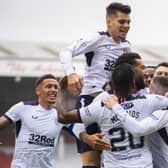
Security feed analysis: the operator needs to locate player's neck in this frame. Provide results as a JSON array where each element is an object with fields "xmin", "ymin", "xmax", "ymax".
[
  {"xmin": 38, "ymin": 100, "xmax": 53, "ymax": 110},
  {"xmin": 108, "ymin": 31, "xmax": 121, "ymax": 43},
  {"xmin": 114, "ymin": 90, "xmax": 130, "ymax": 99}
]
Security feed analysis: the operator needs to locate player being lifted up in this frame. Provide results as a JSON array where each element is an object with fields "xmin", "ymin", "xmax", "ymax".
[
  {"xmin": 59, "ymin": 2, "xmax": 131, "ymax": 168},
  {"xmin": 57, "ymin": 63, "xmax": 168, "ymax": 168}
]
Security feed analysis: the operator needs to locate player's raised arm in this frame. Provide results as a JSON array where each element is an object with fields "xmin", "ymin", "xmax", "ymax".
[
  {"xmin": 59, "ymin": 34, "xmax": 99, "ymax": 97},
  {"xmin": 59, "ymin": 46, "xmax": 82, "ymax": 96},
  {"xmin": 67, "ymin": 73, "xmax": 83, "ymax": 96}
]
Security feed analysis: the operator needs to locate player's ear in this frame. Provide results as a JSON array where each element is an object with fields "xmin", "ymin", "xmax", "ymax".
[
  {"xmin": 106, "ymin": 16, "xmax": 111, "ymax": 26},
  {"xmin": 35, "ymin": 85, "xmax": 40, "ymax": 96}
]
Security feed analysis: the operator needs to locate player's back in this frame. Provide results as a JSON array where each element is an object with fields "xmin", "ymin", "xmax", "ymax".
[
  {"xmin": 101, "ymin": 97, "xmax": 152, "ymax": 168},
  {"xmin": 95, "ymin": 93, "xmax": 168, "ymax": 168}
]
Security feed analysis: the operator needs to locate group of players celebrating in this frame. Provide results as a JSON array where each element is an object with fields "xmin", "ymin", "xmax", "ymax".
[{"xmin": 0, "ymin": 2, "xmax": 168, "ymax": 168}]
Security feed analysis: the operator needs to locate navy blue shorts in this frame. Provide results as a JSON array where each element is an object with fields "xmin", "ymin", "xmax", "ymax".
[{"xmin": 74, "ymin": 95, "xmax": 101, "ymax": 153}]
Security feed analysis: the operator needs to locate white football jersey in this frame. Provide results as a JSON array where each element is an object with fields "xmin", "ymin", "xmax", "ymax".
[
  {"xmin": 149, "ymin": 109, "xmax": 168, "ymax": 168},
  {"xmin": 78, "ymin": 92, "xmax": 168, "ymax": 168},
  {"xmin": 60, "ymin": 32, "xmax": 131, "ymax": 95},
  {"xmin": 4, "ymin": 101, "xmax": 64, "ymax": 168},
  {"xmin": 111, "ymin": 106, "xmax": 168, "ymax": 136},
  {"xmin": 132, "ymin": 90, "xmax": 168, "ymax": 168},
  {"xmin": 112, "ymin": 105, "xmax": 168, "ymax": 168}
]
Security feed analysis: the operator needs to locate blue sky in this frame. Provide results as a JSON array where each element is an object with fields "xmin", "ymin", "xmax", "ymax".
[{"xmin": 0, "ymin": 0, "xmax": 168, "ymax": 45}]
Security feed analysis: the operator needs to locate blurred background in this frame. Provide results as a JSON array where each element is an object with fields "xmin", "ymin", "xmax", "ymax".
[{"xmin": 0, "ymin": 0, "xmax": 168, "ymax": 167}]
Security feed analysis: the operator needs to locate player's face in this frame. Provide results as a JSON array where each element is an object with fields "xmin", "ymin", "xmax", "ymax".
[
  {"xmin": 154, "ymin": 66, "xmax": 168, "ymax": 77},
  {"xmin": 107, "ymin": 11, "xmax": 130, "ymax": 42},
  {"xmin": 133, "ymin": 59, "xmax": 146, "ymax": 73},
  {"xmin": 36, "ymin": 78, "xmax": 60, "ymax": 108},
  {"xmin": 144, "ymin": 68, "xmax": 155, "ymax": 87},
  {"xmin": 133, "ymin": 59, "xmax": 146, "ymax": 90}
]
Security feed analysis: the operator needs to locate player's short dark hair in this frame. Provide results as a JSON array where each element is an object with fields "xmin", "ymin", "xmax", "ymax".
[
  {"xmin": 115, "ymin": 52, "xmax": 141, "ymax": 68},
  {"xmin": 112, "ymin": 63, "xmax": 134, "ymax": 93},
  {"xmin": 156, "ymin": 62, "xmax": 168, "ymax": 69},
  {"xmin": 35, "ymin": 74, "xmax": 57, "ymax": 88},
  {"xmin": 106, "ymin": 2, "xmax": 131, "ymax": 17}
]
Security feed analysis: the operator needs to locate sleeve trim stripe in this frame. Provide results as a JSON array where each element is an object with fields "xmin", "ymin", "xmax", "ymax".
[
  {"xmin": 77, "ymin": 109, "xmax": 82, "ymax": 123},
  {"xmin": 3, "ymin": 114, "xmax": 13, "ymax": 124}
]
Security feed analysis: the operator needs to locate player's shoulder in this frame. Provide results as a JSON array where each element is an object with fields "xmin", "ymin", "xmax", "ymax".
[
  {"xmin": 93, "ymin": 91, "xmax": 111, "ymax": 102},
  {"xmin": 146, "ymin": 94, "xmax": 166, "ymax": 100},
  {"xmin": 82, "ymin": 31, "xmax": 109, "ymax": 41},
  {"xmin": 22, "ymin": 100, "xmax": 38, "ymax": 106},
  {"xmin": 12, "ymin": 100, "xmax": 38, "ymax": 110},
  {"xmin": 98, "ymin": 31, "xmax": 111, "ymax": 37}
]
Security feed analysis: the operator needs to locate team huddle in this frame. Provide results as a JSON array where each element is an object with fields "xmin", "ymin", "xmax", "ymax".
[{"xmin": 0, "ymin": 2, "xmax": 168, "ymax": 168}]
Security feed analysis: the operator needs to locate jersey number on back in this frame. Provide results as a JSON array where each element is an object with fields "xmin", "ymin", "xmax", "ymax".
[{"xmin": 109, "ymin": 127, "xmax": 144, "ymax": 152}]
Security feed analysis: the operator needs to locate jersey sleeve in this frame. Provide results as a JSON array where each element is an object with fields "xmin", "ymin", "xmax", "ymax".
[
  {"xmin": 79, "ymin": 100, "xmax": 104, "ymax": 125},
  {"xmin": 112, "ymin": 104, "xmax": 168, "ymax": 136},
  {"xmin": 59, "ymin": 33, "xmax": 101, "ymax": 75},
  {"xmin": 152, "ymin": 109, "xmax": 168, "ymax": 128},
  {"xmin": 4, "ymin": 102, "xmax": 24, "ymax": 122},
  {"xmin": 71, "ymin": 123, "xmax": 86, "ymax": 139}
]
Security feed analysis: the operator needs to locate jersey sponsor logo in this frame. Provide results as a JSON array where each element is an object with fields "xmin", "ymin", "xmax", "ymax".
[
  {"xmin": 121, "ymin": 102, "xmax": 134, "ymax": 110},
  {"xmin": 28, "ymin": 134, "xmax": 55, "ymax": 147}
]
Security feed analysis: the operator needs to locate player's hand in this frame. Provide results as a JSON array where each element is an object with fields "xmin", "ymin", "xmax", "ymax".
[
  {"xmin": 103, "ymin": 95, "xmax": 119, "ymax": 109},
  {"xmin": 80, "ymin": 132, "xmax": 112, "ymax": 151},
  {"xmin": 67, "ymin": 73, "xmax": 83, "ymax": 96},
  {"xmin": 165, "ymin": 91, "xmax": 168, "ymax": 97}
]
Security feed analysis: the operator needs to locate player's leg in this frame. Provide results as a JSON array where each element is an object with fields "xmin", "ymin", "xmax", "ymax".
[{"xmin": 75, "ymin": 95, "xmax": 101, "ymax": 168}]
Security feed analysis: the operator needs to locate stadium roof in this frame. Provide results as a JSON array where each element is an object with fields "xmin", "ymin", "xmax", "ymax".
[{"xmin": 0, "ymin": 41, "xmax": 167, "ymax": 77}]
